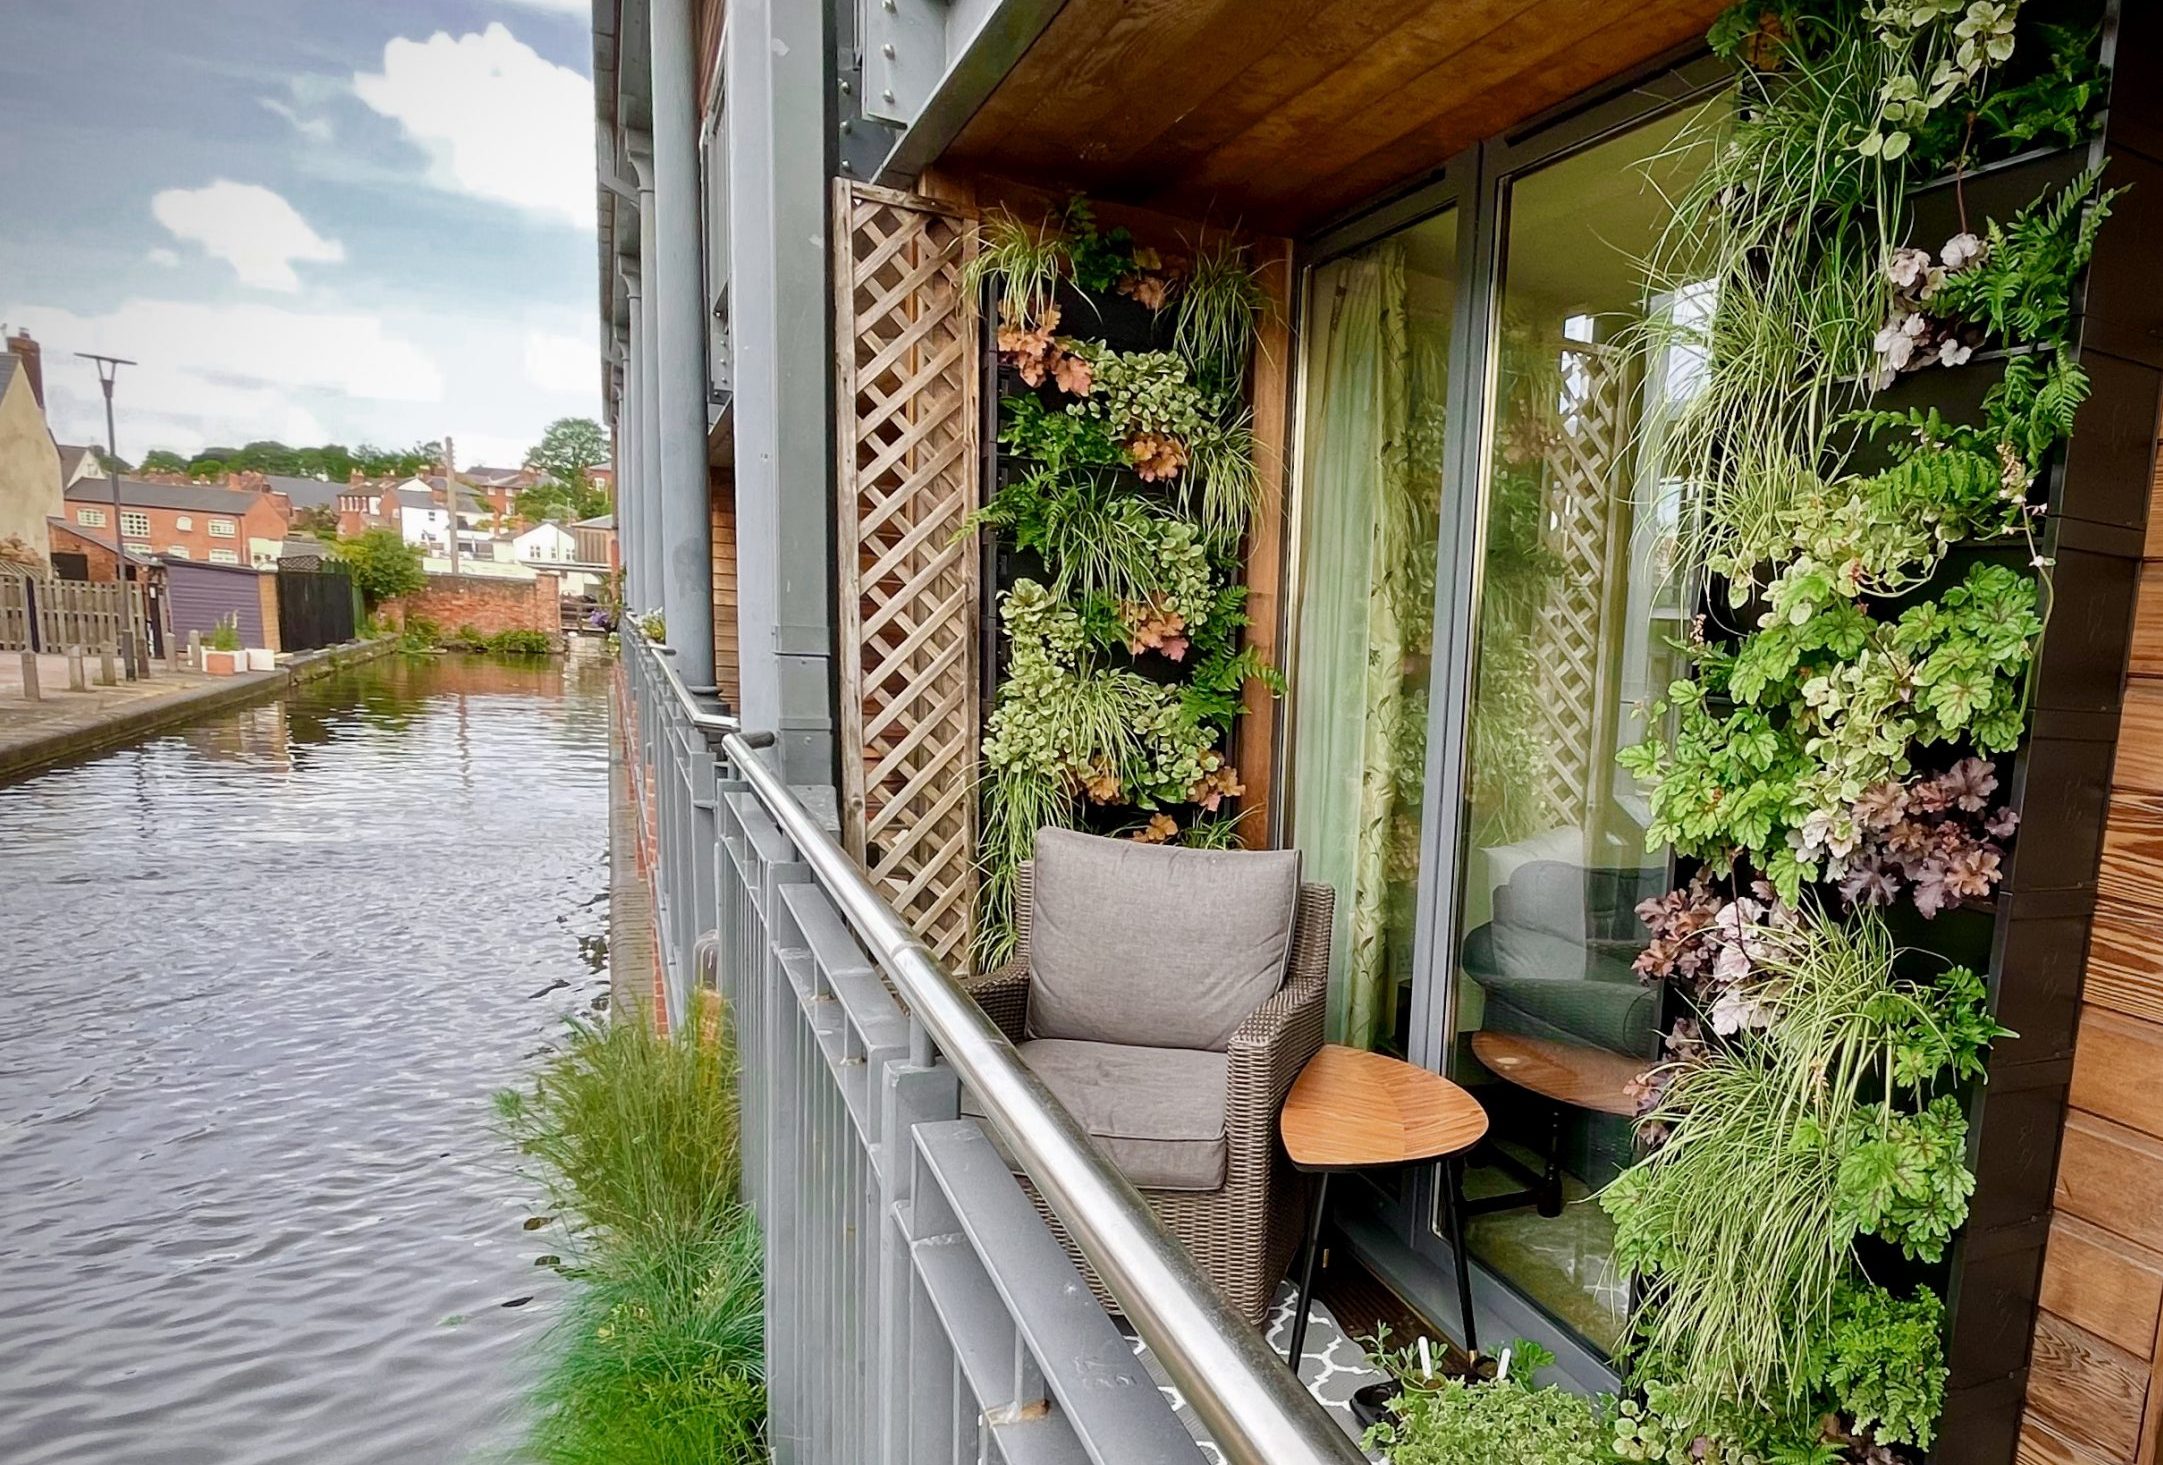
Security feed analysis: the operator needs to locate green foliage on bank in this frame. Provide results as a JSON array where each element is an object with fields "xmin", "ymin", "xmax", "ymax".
[{"xmin": 497, "ymin": 1007, "xmax": 763, "ymax": 1463}]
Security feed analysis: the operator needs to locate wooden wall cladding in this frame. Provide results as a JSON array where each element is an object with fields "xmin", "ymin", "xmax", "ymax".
[
  {"xmin": 2019, "ymin": 429, "xmax": 2163, "ymax": 1465},
  {"xmin": 710, "ymin": 471, "xmax": 739, "ymax": 708}
]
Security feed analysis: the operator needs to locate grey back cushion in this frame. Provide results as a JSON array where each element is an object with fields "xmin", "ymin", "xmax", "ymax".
[{"xmin": 1025, "ymin": 828, "xmax": 1301, "ymax": 1051}]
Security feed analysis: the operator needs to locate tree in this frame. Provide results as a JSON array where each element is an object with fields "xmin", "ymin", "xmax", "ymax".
[
  {"xmin": 526, "ymin": 417, "xmax": 609, "ymax": 491},
  {"xmin": 140, "ymin": 449, "xmax": 189, "ymax": 475},
  {"xmin": 334, "ymin": 526, "xmax": 426, "ymax": 606},
  {"xmin": 89, "ymin": 446, "xmax": 131, "ymax": 475},
  {"xmin": 189, "ymin": 458, "xmax": 229, "ymax": 480},
  {"xmin": 292, "ymin": 504, "xmax": 341, "ymax": 536}
]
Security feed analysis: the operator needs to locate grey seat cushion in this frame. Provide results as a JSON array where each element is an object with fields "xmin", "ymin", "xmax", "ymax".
[
  {"xmin": 1026, "ymin": 828, "xmax": 1300, "ymax": 1051},
  {"xmin": 962, "ymin": 1038, "xmax": 1229, "ymax": 1192}
]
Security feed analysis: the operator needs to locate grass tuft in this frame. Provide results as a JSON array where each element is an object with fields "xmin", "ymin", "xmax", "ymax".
[{"xmin": 498, "ymin": 1005, "xmax": 762, "ymax": 1463}]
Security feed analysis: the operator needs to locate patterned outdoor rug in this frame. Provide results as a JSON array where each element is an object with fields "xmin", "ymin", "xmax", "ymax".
[{"xmin": 1124, "ymin": 1281, "xmax": 1390, "ymax": 1462}]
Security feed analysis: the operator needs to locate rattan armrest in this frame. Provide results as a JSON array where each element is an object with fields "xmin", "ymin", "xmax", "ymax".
[
  {"xmin": 964, "ymin": 959, "xmax": 1032, "ymax": 1044},
  {"xmin": 1224, "ymin": 966, "xmax": 1329, "ymax": 1139}
]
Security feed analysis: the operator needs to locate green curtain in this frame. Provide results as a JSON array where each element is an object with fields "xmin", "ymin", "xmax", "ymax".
[{"xmin": 1289, "ymin": 245, "xmax": 1419, "ymax": 1052}]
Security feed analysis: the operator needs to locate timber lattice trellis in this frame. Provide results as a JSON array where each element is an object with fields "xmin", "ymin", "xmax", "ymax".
[{"xmin": 833, "ymin": 180, "xmax": 981, "ymax": 969}]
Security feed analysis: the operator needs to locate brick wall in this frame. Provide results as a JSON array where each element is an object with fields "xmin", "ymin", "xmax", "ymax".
[
  {"xmin": 711, "ymin": 470, "xmax": 739, "ymax": 708},
  {"xmin": 62, "ymin": 482, "xmax": 290, "ymax": 564},
  {"xmin": 382, "ymin": 570, "xmax": 563, "ymax": 639}
]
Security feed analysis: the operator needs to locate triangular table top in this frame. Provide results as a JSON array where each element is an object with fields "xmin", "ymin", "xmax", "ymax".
[{"xmin": 1280, "ymin": 1043, "xmax": 1488, "ymax": 1173}]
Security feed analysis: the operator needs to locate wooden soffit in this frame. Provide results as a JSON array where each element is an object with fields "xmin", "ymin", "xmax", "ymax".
[{"xmin": 939, "ymin": 0, "xmax": 1727, "ymax": 234}]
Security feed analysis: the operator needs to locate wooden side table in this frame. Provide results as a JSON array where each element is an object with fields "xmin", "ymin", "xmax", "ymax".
[
  {"xmin": 1466, "ymin": 1030, "xmax": 1641, "ymax": 1217},
  {"xmin": 1279, "ymin": 1043, "xmax": 1490, "ymax": 1368}
]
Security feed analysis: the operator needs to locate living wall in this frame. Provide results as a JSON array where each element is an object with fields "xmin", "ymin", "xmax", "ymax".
[
  {"xmin": 966, "ymin": 201, "xmax": 1277, "ymax": 964},
  {"xmin": 1589, "ymin": 2, "xmax": 2115, "ymax": 1461}
]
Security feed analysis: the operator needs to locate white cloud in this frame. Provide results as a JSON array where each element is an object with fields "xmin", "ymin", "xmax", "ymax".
[
  {"xmin": 498, "ymin": 0, "xmax": 589, "ymax": 13},
  {"xmin": 260, "ymin": 96, "xmax": 334, "ymax": 143},
  {"xmin": 146, "ymin": 247, "xmax": 181, "ymax": 268},
  {"xmin": 5, "ymin": 297, "xmax": 443, "ymax": 458},
  {"xmin": 523, "ymin": 329, "xmax": 593, "ymax": 395},
  {"xmin": 151, "ymin": 181, "xmax": 346, "ymax": 292},
  {"xmin": 353, "ymin": 24, "xmax": 595, "ymax": 230}
]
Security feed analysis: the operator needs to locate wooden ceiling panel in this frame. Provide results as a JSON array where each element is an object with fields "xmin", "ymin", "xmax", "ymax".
[
  {"xmin": 942, "ymin": 0, "xmax": 1727, "ymax": 233},
  {"xmin": 1243, "ymin": 1, "xmax": 1730, "ymax": 222}
]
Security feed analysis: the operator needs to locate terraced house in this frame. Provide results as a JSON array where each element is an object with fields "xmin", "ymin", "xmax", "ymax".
[{"xmin": 595, "ymin": 2, "xmax": 2163, "ymax": 1461}]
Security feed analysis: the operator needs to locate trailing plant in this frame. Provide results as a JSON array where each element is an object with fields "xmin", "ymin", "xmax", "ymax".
[
  {"xmin": 1601, "ymin": 906, "xmax": 1984, "ymax": 1443},
  {"xmin": 966, "ymin": 209, "xmax": 1066, "ymax": 328},
  {"xmin": 1175, "ymin": 238, "xmax": 1265, "ymax": 388}
]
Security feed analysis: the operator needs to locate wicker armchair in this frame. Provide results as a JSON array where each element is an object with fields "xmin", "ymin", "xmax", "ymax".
[{"xmin": 965, "ymin": 846, "xmax": 1334, "ymax": 1327}]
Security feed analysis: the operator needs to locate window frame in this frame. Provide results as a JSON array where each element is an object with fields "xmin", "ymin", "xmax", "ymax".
[
  {"xmin": 207, "ymin": 517, "xmax": 237, "ymax": 537},
  {"xmin": 208, "ymin": 547, "xmax": 240, "ymax": 565},
  {"xmin": 76, "ymin": 507, "xmax": 107, "ymax": 528},
  {"xmin": 119, "ymin": 510, "xmax": 151, "ymax": 539}
]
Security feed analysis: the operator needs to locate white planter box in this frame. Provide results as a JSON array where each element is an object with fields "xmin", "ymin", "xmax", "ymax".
[
  {"xmin": 245, "ymin": 648, "xmax": 275, "ymax": 671},
  {"xmin": 201, "ymin": 648, "xmax": 243, "ymax": 676}
]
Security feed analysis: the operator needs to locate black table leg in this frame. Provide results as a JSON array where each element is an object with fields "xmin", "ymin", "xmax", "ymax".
[
  {"xmin": 1285, "ymin": 1170, "xmax": 1330, "ymax": 1370},
  {"xmin": 1443, "ymin": 1155, "xmax": 1478, "ymax": 1359}
]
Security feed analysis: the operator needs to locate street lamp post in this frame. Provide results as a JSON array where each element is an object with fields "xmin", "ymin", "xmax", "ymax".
[{"xmin": 76, "ymin": 352, "xmax": 139, "ymax": 678}]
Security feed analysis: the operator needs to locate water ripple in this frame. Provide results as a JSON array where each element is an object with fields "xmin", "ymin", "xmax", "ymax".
[{"xmin": 0, "ymin": 653, "xmax": 614, "ymax": 1464}]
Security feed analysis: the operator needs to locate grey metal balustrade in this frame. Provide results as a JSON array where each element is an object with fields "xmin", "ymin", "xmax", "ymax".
[{"xmin": 619, "ymin": 627, "xmax": 1364, "ymax": 1465}]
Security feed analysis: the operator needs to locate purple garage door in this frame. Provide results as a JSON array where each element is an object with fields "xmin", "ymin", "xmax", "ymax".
[{"xmin": 164, "ymin": 560, "xmax": 267, "ymax": 648}]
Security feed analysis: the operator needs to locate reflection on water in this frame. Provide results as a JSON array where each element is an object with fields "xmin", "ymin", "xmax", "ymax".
[{"xmin": 0, "ymin": 652, "xmax": 614, "ymax": 1465}]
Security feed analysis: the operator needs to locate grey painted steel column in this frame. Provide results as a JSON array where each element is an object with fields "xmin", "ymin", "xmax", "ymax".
[
  {"xmin": 619, "ymin": 293, "xmax": 644, "ymax": 608},
  {"xmin": 724, "ymin": 0, "xmax": 834, "ymax": 785},
  {"xmin": 649, "ymin": 0, "xmax": 715, "ymax": 683},
  {"xmin": 631, "ymin": 142, "xmax": 667, "ymax": 619}
]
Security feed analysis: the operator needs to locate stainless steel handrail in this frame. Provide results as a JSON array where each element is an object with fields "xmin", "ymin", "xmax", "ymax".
[
  {"xmin": 626, "ymin": 624, "xmax": 739, "ymax": 733},
  {"xmin": 714, "ymin": 733, "xmax": 1363, "ymax": 1465}
]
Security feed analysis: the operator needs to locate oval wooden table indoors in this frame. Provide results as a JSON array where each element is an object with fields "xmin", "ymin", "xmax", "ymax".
[{"xmin": 1278, "ymin": 1043, "xmax": 1489, "ymax": 1368}]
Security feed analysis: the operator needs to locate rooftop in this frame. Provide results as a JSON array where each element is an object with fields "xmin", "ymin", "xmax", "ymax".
[{"xmin": 63, "ymin": 478, "xmax": 265, "ymax": 514}]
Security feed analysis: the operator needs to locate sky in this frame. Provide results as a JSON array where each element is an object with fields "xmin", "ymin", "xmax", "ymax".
[{"xmin": 0, "ymin": 0, "xmax": 603, "ymax": 471}]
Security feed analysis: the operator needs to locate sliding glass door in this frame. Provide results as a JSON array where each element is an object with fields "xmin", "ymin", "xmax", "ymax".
[
  {"xmin": 1287, "ymin": 72, "xmax": 1723, "ymax": 1365},
  {"xmin": 1444, "ymin": 100, "xmax": 1715, "ymax": 1356}
]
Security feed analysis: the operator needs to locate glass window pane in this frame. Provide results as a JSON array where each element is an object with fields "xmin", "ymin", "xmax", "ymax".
[
  {"xmin": 1288, "ymin": 207, "xmax": 1457, "ymax": 1060},
  {"xmin": 1446, "ymin": 103, "xmax": 1716, "ymax": 1353}
]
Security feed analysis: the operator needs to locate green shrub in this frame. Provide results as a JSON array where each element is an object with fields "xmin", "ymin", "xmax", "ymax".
[
  {"xmin": 527, "ymin": 1223, "xmax": 765, "ymax": 1465},
  {"xmin": 398, "ymin": 614, "xmax": 443, "ymax": 652},
  {"xmin": 1366, "ymin": 1376, "xmax": 1610, "ymax": 1465},
  {"xmin": 486, "ymin": 627, "xmax": 554, "ymax": 655}
]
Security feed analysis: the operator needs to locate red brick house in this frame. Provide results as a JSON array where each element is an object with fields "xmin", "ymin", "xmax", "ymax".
[{"xmin": 62, "ymin": 477, "xmax": 291, "ymax": 567}]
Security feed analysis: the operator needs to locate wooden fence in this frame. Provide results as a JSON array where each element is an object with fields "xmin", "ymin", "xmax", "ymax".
[{"xmin": 0, "ymin": 571, "xmax": 148, "ymax": 654}]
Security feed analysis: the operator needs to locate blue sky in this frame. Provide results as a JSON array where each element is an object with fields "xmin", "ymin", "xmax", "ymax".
[{"xmin": 0, "ymin": 0, "xmax": 602, "ymax": 470}]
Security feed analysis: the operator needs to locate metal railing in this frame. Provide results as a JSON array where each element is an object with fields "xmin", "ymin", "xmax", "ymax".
[{"xmin": 620, "ymin": 627, "xmax": 1364, "ymax": 1465}]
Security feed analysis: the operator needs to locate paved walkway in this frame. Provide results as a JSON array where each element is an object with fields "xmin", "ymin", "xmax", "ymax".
[{"xmin": 0, "ymin": 641, "xmax": 395, "ymax": 782}]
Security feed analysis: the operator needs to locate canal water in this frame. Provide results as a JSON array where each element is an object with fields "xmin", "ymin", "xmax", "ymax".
[{"xmin": 0, "ymin": 652, "xmax": 614, "ymax": 1464}]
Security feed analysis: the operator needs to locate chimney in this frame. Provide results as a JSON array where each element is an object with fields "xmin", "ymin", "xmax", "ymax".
[{"xmin": 6, "ymin": 329, "xmax": 44, "ymax": 410}]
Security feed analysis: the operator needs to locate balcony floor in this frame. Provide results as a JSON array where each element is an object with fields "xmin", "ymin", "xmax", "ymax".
[{"xmin": 1125, "ymin": 1281, "xmax": 1386, "ymax": 1462}]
